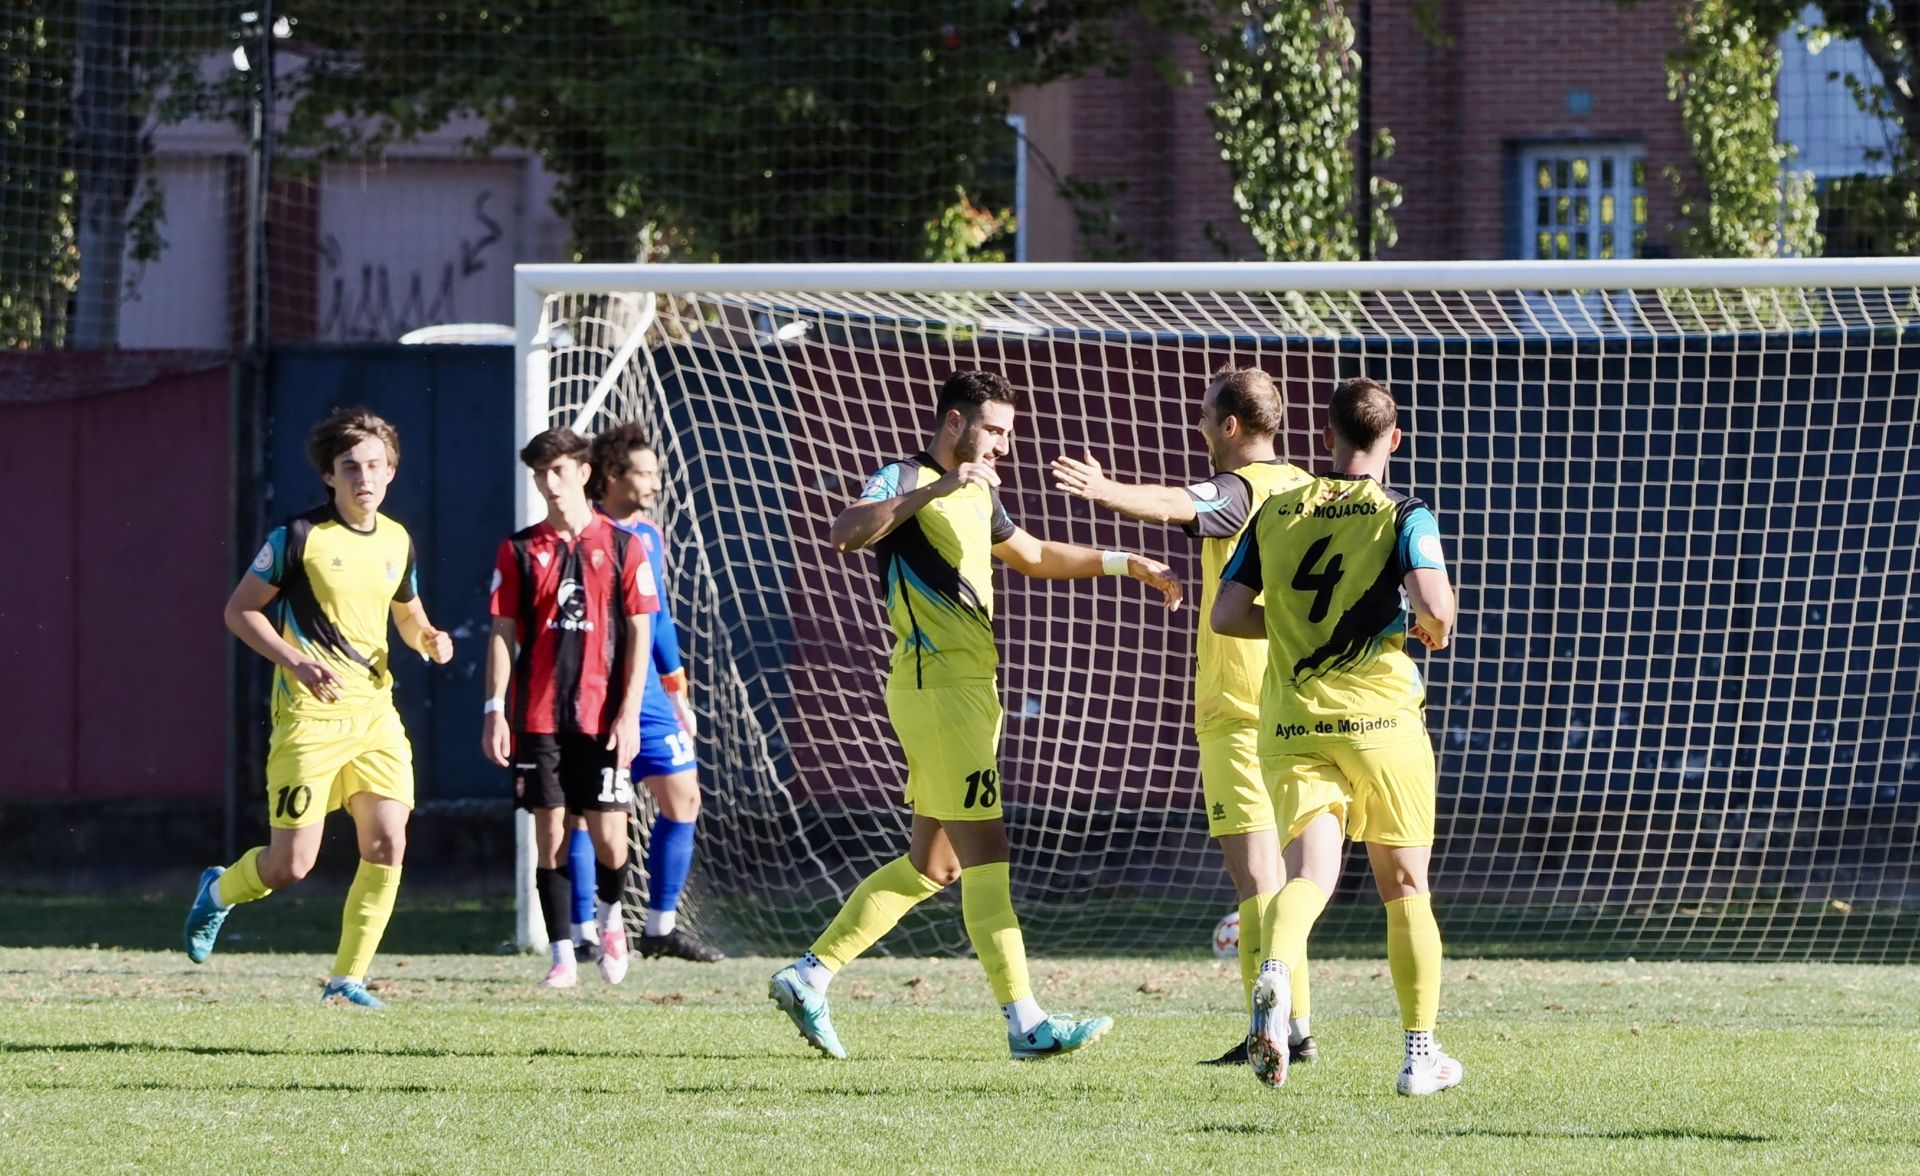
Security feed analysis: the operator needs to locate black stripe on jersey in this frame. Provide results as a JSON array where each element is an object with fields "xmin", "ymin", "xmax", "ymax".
[
  {"xmin": 870, "ymin": 452, "xmax": 993, "ymax": 687},
  {"xmin": 601, "ymin": 527, "xmax": 635, "ymax": 733},
  {"xmin": 511, "ymin": 535, "xmax": 538, "ymax": 730},
  {"xmin": 1292, "ymin": 492, "xmax": 1425, "ymax": 683},
  {"xmin": 550, "ymin": 541, "xmax": 587, "ymax": 735},
  {"xmin": 276, "ymin": 506, "xmax": 378, "ymax": 680},
  {"xmin": 394, "ymin": 537, "xmax": 418, "ymax": 603}
]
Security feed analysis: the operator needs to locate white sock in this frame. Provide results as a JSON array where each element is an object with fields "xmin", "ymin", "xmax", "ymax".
[
  {"xmin": 550, "ymin": 940, "xmax": 575, "ymax": 968},
  {"xmin": 1289, "ymin": 1016, "xmax": 1311, "ymax": 1044},
  {"xmin": 1002, "ymin": 996, "xmax": 1046, "ymax": 1036},
  {"xmin": 1405, "ymin": 1029, "xmax": 1435, "ymax": 1061},
  {"xmin": 794, "ymin": 952, "xmax": 834, "ymax": 992},
  {"xmin": 643, "ymin": 908, "xmax": 676, "ymax": 937},
  {"xmin": 596, "ymin": 899, "xmax": 622, "ymax": 930},
  {"xmin": 328, "ymin": 974, "xmax": 356, "ymax": 988},
  {"xmin": 578, "ymin": 920, "xmax": 599, "ymax": 943}
]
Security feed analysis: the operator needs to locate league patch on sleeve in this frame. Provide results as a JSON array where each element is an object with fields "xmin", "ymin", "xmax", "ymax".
[
  {"xmin": 1187, "ymin": 481, "xmax": 1220, "ymax": 502},
  {"xmin": 489, "ymin": 568, "xmax": 502, "ymax": 594},
  {"xmin": 251, "ymin": 543, "xmax": 275, "ymax": 573},
  {"xmin": 1417, "ymin": 533, "xmax": 1446, "ymax": 565}
]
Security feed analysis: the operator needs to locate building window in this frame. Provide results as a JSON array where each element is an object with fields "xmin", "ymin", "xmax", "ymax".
[{"xmin": 1517, "ymin": 145, "xmax": 1647, "ymax": 259}]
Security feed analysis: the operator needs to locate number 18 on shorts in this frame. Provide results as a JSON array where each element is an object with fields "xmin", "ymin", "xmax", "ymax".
[{"xmin": 886, "ymin": 682, "xmax": 1005, "ymax": 821}]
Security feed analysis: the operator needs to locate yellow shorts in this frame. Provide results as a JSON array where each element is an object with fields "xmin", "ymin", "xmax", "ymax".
[
  {"xmin": 1265, "ymin": 737, "xmax": 1436, "ymax": 848},
  {"xmin": 1198, "ymin": 722, "xmax": 1275, "ymax": 838},
  {"xmin": 264, "ymin": 705, "xmax": 415, "ymax": 829},
  {"xmin": 886, "ymin": 681, "xmax": 1003, "ymax": 821}
]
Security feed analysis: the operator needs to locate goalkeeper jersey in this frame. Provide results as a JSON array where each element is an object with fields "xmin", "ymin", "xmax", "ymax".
[
  {"xmin": 860, "ymin": 452, "xmax": 1016, "ymax": 688},
  {"xmin": 1222, "ymin": 472, "xmax": 1447, "ymax": 753},
  {"xmin": 1184, "ymin": 458, "xmax": 1314, "ymax": 732}
]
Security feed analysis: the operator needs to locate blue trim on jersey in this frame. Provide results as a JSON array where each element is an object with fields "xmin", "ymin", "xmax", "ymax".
[
  {"xmin": 1399, "ymin": 505, "xmax": 1445, "ymax": 571},
  {"xmin": 1222, "ymin": 528, "xmax": 1257, "ymax": 582},
  {"xmin": 861, "ymin": 463, "xmax": 904, "ymax": 502},
  {"xmin": 249, "ymin": 526, "xmax": 288, "ymax": 585}
]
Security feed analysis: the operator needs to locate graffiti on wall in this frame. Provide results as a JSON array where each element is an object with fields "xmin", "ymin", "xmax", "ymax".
[{"xmin": 320, "ymin": 189, "xmax": 506, "ymax": 341}]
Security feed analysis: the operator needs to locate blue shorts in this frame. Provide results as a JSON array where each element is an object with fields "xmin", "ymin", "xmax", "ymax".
[{"xmin": 631, "ymin": 716, "xmax": 697, "ymax": 780}]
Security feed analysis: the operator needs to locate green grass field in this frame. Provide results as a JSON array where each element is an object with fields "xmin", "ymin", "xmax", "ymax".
[{"xmin": 3, "ymin": 926, "xmax": 1916, "ymax": 1174}]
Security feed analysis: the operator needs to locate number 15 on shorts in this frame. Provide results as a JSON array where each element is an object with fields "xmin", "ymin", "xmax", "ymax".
[{"xmin": 598, "ymin": 767, "xmax": 634, "ymax": 805}]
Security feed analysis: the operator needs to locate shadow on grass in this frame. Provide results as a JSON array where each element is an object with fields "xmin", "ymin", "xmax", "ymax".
[
  {"xmin": 0, "ymin": 891, "xmax": 513, "ymax": 954},
  {"xmin": 1419, "ymin": 1127, "xmax": 1773, "ymax": 1144}
]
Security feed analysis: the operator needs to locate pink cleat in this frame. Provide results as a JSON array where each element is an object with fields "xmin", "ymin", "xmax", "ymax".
[
  {"xmin": 541, "ymin": 959, "xmax": 578, "ymax": 989},
  {"xmin": 598, "ymin": 923, "xmax": 630, "ymax": 985}
]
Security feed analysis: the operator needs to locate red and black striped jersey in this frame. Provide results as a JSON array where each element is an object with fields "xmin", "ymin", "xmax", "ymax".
[{"xmin": 489, "ymin": 514, "xmax": 659, "ymax": 737}]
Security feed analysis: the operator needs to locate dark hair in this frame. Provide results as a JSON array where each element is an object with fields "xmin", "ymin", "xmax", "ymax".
[
  {"xmin": 1207, "ymin": 366, "xmax": 1284, "ymax": 437},
  {"xmin": 587, "ymin": 422, "xmax": 654, "ymax": 501},
  {"xmin": 519, "ymin": 426, "xmax": 591, "ymax": 470},
  {"xmin": 934, "ymin": 369, "xmax": 1017, "ymax": 424},
  {"xmin": 1328, "ymin": 376, "xmax": 1398, "ymax": 449},
  {"xmin": 307, "ymin": 406, "xmax": 400, "ymax": 478}
]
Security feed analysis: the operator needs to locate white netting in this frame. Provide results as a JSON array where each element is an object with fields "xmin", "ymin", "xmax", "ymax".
[{"xmin": 523, "ymin": 263, "xmax": 1920, "ymax": 962}]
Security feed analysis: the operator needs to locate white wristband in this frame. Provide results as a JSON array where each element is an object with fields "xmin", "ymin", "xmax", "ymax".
[
  {"xmin": 481, "ymin": 698, "xmax": 506, "ymax": 715},
  {"xmin": 1101, "ymin": 550, "xmax": 1131, "ymax": 576}
]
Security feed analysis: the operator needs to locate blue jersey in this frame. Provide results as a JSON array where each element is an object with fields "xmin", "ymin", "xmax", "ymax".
[{"xmin": 604, "ymin": 512, "xmax": 685, "ymax": 730}]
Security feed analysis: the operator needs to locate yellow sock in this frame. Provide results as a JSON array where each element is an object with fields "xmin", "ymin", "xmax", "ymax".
[
  {"xmin": 1259, "ymin": 878, "xmax": 1328, "ymax": 1011},
  {"xmin": 960, "ymin": 861, "xmax": 1030, "ymax": 1004},
  {"xmin": 1235, "ymin": 895, "xmax": 1265, "ymax": 1011},
  {"xmin": 1386, "ymin": 892, "xmax": 1442, "ymax": 1031},
  {"xmin": 216, "ymin": 847, "xmax": 273, "ymax": 907},
  {"xmin": 331, "ymin": 860, "xmax": 402, "ymax": 981},
  {"xmin": 808, "ymin": 855, "xmax": 943, "ymax": 972}
]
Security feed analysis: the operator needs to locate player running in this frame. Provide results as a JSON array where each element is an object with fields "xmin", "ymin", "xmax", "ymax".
[
  {"xmin": 1212, "ymin": 375, "xmax": 1460, "ymax": 1094},
  {"xmin": 483, "ymin": 427, "xmax": 659, "ymax": 988},
  {"xmin": 768, "ymin": 369, "xmax": 1181, "ymax": 1060},
  {"xmin": 1050, "ymin": 366, "xmax": 1319, "ymax": 1067},
  {"xmin": 181, "ymin": 407, "xmax": 454, "ymax": 1008}
]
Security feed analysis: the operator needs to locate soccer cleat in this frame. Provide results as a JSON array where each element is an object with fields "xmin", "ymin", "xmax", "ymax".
[
  {"xmin": 573, "ymin": 937, "xmax": 603, "ymax": 965},
  {"xmin": 541, "ymin": 960, "xmax": 579, "ymax": 989},
  {"xmin": 320, "ymin": 979, "xmax": 387, "ymax": 1009},
  {"xmin": 1201, "ymin": 1037, "xmax": 1249, "ymax": 1065},
  {"xmin": 1396, "ymin": 1049, "xmax": 1464, "ymax": 1096},
  {"xmin": 1290, "ymin": 1035, "xmax": 1320, "ymax": 1065},
  {"xmin": 1009, "ymin": 1013, "xmax": 1113, "ymax": 1060},
  {"xmin": 639, "ymin": 927, "xmax": 726, "ymax": 962},
  {"xmin": 767, "ymin": 966, "xmax": 846, "ymax": 1059},
  {"xmin": 598, "ymin": 924, "xmax": 630, "ymax": 985},
  {"xmin": 181, "ymin": 866, "xmax": 231, "ymax": 964},
  {"xmin": 1248, "ymin": 963, "xmax": 1292, "ymax": 1088}
]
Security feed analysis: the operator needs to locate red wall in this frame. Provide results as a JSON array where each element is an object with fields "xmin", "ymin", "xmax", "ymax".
[{"xmin": 0, "ymin": 356, "xmax": 230, "ymax": 799}]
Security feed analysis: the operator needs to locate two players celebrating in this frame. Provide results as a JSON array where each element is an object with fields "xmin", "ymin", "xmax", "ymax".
[{"xmin": 773, "ymin": 368, "xmax": 1461, "ymax": 1095}]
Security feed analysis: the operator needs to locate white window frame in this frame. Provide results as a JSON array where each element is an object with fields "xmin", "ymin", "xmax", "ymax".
[{"xmin": 1516, "ymin": 143, "xmax": 1647, "ymax": 260}]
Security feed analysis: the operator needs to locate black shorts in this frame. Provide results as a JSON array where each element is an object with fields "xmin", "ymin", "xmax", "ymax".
[{"xmin": 512, "ymin": 733, "xmax": 634, "ymax": 814}]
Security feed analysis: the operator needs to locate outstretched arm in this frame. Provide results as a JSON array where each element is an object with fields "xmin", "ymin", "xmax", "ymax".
[
  {"xmin": 1051, "ymin": 453, "xmax": 1196, "ymax": 526},
  {"xmin": 992, "ymin": 527, "xmax": 1182, "ymax": 611}
]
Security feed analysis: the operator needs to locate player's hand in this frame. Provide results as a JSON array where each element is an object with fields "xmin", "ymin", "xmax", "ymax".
[
  {"xmin": 1049, "ymin": 452, "xmax": 1109, "ymax": 501},
  {"xmin": 1125, "ymin": 553, "xmax": 1183, "ymax": 612},
  {"xmin": 607, "ymin": 709, "xmax": 641, "ymax": 769},
  {"xmin": 932, "ymin": 461, "xmax": 1001, "ymax": 496},
  {"xmin": 288, "ymin": 656, "xmax": 342, "ymax": 702},
  {"xmin": 482, "ymin": 711, "xmax": 513, "ymax": 767},
  {"xmin": 1409, "ymin": 621, "xmax": 1448, "ymax": 651},
  {"xmin": 419, "ymin": 625, "xmax": 454, "ymax": 665},
  {"xmin": 669, "ymin": 691, "xmax": 698, "ymax": 740}
]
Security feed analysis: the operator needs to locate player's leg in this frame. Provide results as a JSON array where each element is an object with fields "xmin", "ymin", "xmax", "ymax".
[
  {"xmin": 1346, "ymin": 739, "xmax": 1460, "ymax": 1095},
  {"xmin": 633, "ymin": 727, "xmax": 721, "ymax": 961},
  {"xmin": 514, "ymin": 734, "xmax": 579, "ymax": 987},
  {"xmin": 183, "ymin": 717, "xmax": 339, "ymax": 963},
  {"xmin": 566, "ymin": 817, "xmax": 600, "ymax": 961},
  {"xmin": 570, "ymin": 737, "xmax": 636, "ymax": 984},
  {"xmin": 1277, "ymin": 836, "xmax": 1318, "ymax": 1064},
  {"xmin": 321, "ymin": 792, "xmax": 407, "ymax": 1008},
  {"xmin": 1199, "ymin": 722, "xmax": 1288, "ymax": 1065}
]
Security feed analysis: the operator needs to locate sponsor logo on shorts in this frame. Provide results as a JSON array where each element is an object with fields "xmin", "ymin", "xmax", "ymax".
[{"xmin": 1273, "ymin": 716, "xmax": 1401, "ymax": 739}]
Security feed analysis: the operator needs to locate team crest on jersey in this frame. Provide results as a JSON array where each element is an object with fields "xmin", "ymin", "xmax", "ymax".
[
  {"xmin": 536, "ymin": 551, "xmax": 551, "ymax": 568},
  {"xmin": 590, "ymin": 548, "xmax": 606, "ymax": 570},
  {"xmin": 384, "ymin": 560, "xmax": 397, "ymax": 580}
]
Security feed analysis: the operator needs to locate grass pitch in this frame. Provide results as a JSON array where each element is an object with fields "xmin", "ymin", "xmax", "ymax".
[{"xmin": 2, "ymin": 936, "xmax": 1916, "ymax": 1175}]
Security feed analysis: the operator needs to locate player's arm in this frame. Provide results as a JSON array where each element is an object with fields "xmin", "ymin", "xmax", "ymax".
[
  {"xmin": 225, "ymin": 529, "xmax": 342, "ymax": 702},
  {"xmin": 481, "ymin": 617, "xmax": 516, "ymax": 767},
  {"xmin": 991, "ymin": 526, "xmax": 1183, "ymax": 612},
  {"xmin": 386, "ymin": 539, "xmax": 452, "ymax": 664},
  {"xmin": 652, "ymin": 608, "xmax": 695, "ymax": 737},
  {"xmin": 1050, "ymin": 452, "xmax": 1197, "ymax": 525},
  {"xmin": 1399, "ymin": 504, "xmax": 1456, "ymax": 651},
  {"xmin": 828, "ymin": 460, "xmax": 996, "ymax": 551},
  {"xmin": 1209, "ymin": 527, "xmax": 1265, "ymax": 639},
  {"xmin": 608, "ymin": 612, "xmax": 651, "ymax": 767}
]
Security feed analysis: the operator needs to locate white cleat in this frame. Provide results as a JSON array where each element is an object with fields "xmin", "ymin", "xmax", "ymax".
[
  {"xmin": 598, "ymin": 923, "xmax": 630, "ymax": 985},
  {"xmin": 541, "ymin": 960, "xmax": 579, "ymax": 989},
  {"xmin": 1396, "ymin": 1050, "xmax": 1465, "ymax": 1096},
  {"xmin": 1248, "ymin": 962, "xmax": 1292, "ymax": 1088}
]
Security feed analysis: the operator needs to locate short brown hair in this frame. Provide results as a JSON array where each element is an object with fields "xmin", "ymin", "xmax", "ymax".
[
  {"xmin": 1328, "ymin": 376, "xmax": 1398, "ymax": 449},
  {"xmin": 306, "ymin": 406, "xmax": 400, "ymax": 477},
  {"xmin": 1207, "ymin": 366, "xmax": 1284, "ymax": 437},
  {"xmin": 519, "ymin": 426, "xmax": 591, "ymax": 470},
  {"xmin": 587, "ymin": 422, "xmax": 654, "ymax": 501},
  {"xmin": 934, "ymin": 369, "xmax": 1017, "ymax": 423}
]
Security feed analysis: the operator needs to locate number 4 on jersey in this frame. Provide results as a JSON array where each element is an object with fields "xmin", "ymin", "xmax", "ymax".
[{"xmin": 1291, "ymin": 536, "xmax": 1345, "ymax": 623}]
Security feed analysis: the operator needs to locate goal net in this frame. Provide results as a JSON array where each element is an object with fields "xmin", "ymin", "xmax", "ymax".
[{"xmin": 516, "ymin": 260, "xmax": 1920, "ymax": 963}]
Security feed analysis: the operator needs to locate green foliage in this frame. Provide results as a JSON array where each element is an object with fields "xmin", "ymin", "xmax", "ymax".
[
  {"xmin": 1667, "ymin": 0, "xmax": 1822, "ymax": 257},
  {"xmin": 1170, "ymin": 1, "xmax": 1397, "ymax": 262}
]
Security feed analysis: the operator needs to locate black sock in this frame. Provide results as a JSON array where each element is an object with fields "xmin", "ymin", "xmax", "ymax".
[
  {"xmin": 536, "ymin": 867, "xmax": 572, "ymax": 944},
  {"xmin": 595, "ymin": 860, "xmax": 626, "ymax": 907}
]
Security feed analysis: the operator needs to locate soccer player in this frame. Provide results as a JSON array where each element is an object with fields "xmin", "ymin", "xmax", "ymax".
[
  {"xmin": 1049, "ymin": 366, "xmax": 1318, "ymax": 1067},
  {"xmin": 585, "ymin": 423, "xmax": 724, "ymax": 962},
  {"xmin": 1211, "ymin": 375, "xmax": 1460, "ymax": 1095},
  {"xmin": 483, "ymin": 427, "xmax": 659, "ymax": 988},
  {"xmin": 181, "ymin": 407, "xmax": 454, "ymax": 1008},
  {"xmin": 768, "ymin": 369, "xmax": 1182, "ymax": 1061}
]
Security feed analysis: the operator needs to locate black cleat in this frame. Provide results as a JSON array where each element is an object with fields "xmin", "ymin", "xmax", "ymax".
[
  {"xmin": 1201, "ymin": 1037, "xmax": 1249, "ymax": 1066},
  {"xmin": 1201, "ymin": 1035, "xmax": 1317, "ymax": 1065},
  {"xmin": 638, "ymin": 927, "xmax": 725, "ymax": 962},
  {"xmin": 573, "ymin": 937, "xmax": 603, "ymax": 964}
]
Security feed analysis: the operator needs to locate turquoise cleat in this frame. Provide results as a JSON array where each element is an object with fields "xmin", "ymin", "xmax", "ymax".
[
  {"xmin": 1010, "ymin": 1013, "xmax": 1113, "ymax": 1060},
  {"xmin": 768, "ymin": 966, "xmax": 846, "ymax": 1058},
  {"xmin": 320, "ymin": 979, "xmax": 387, "ymax": 1009},
  {"xmin": 181, "ymin": 866, "xmax": 230, "ymax": 964}
]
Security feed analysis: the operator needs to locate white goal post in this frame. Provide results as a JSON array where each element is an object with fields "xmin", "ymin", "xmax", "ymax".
[{"xmin": 512, "ymin": 259, "xmax": 1920, "ymax": 963}]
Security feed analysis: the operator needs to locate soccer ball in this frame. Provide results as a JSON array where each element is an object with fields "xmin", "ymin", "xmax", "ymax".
[{"xmin": 1211, "ymin": 910, "xmax": 1239, "ymax": 959}]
